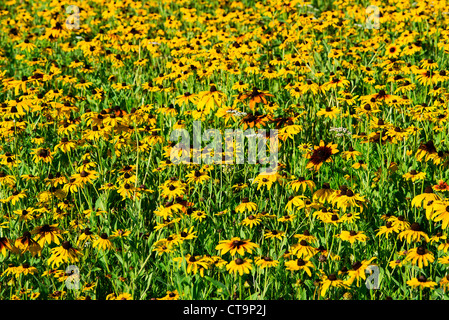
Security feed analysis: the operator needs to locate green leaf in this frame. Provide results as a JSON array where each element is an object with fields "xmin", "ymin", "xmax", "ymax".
[{"xmin": 204, "ymin": 276, "xmax": 230, "ymax": 296}]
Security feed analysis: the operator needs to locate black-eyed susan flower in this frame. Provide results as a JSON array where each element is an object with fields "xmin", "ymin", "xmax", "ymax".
[
  {"xmin": 253, "ymin": 174, "xmax": 276, "ymax": 191},
  {"xmin": 313, "ymin": 183, "xmax": 334, "ymax": 203},
  {"xmin": 319, "ymin": 273, "xmax": 348, "ymax": 297},
  {"xmin": 306, "ymin": 141, "xmax": 339, "ymax": 171},
  {"xmin": 92, "ymin": 233, "xmax": 114, "ymax": 251},
  {"xmin": 191, "ymin": 210, "xmax": 207, "ymax": 222},
  {"xmin": 160, "ymin": 183, "xmax": 185, "ymax": 199},
  {"xmin": 175, "ymin": 254, "xmax": 209, "ymax": 275},
  {"xmin": 333, "ymin": 189, "xmax": 365, "ymax": 212},
  {"xmin": 405, "ymin": 245, "xmax": 435, "ymax": 268},
  {"xmin": 430, "ymin": 201, "xmax": 449, "ymax": 229},
  {"xmin": 226, "ymin": 257, "xmax": 252, "ymax": 276},
  {"xmin": 215, "ymin": 237, "xmax": 259, "ymax": 256},
  {"xmin": 31, "ymin": 224, "xmax": 64, "ymax": 247},
  {"xmin": 407, "ymin": 275, "xmax": 437, "ymax": 289},
  {"xmin": 388, "ymin": 215, "xmax": 410, "ymax": 232},
  {"xmin": 238, "ymin": 87, "xmax": 273, "ymax": 112},
  {"xmin": 291, "ymin": 240, "xmax": 317, "ymax": 259},
  {"xmin": 341, "ymin": 146, "xmax": 361, "ymax": 161},
  {"xmin": 398, "ymin": 223, "xmax": 430, "ymax": 243},
  {"xmin": 403, "ymin": 169, "xmax": 426, "ymax": 182},
  {"xmin": 411, "ymin": 186, "xmax": 441, "ymax": 208},
  {"xmin": 336, "ymin": 230, "xmax": 368, "ymax": 244},
  {"xmin": 197, "ymin": 84, "xmax": 225, "ymax": 113},
  {"xmin": 241, "ymin": 214, "xmax": 262, "ymax": 228},
  {"xmin": 439, "ymin": 275, "xmax": 449, "ymax": 292},
  {"xmin": 15, "ymin": 231, "xmax": 41, "ymax": 256},
  {"xmin": 294, "ymin": 230, "xmax": 317, "ymax": 244},
  {"xmin": 186, "ymin": 169, "xmax": 210, "ymax": 184},
  {"xmin": 376, "ymin": 221, "xmax": 399, "ymax": 239},
  {"xmin": 0, "ymin": 237, "xmax": 16, "ymax": 256},
  {"xmin": 77, "ymin": 227, "xmax": 96, "ymax": 247},
  {"xmin": 14, "ymin": 263, "xmax": 38, "ymax": 277},
  {"xmin": 255, "ymin": 256, "xmax": 279, "ymax": 269},
  {"xmin": 7, "ymin": 189, "xmax": 27, "ymax": 205},
  {"xmin": 290, "ymin": 176, "xmax": 315, "ymax": 193},
  {"xmin": 284, "ymin": 258, "xmax": 314, "ymax": 276},
  {"xmin": 416, "ymin": 140, "xmax": 438, "ymax": 162},
  {"xmin": 344, "ymin": 257, "xmax": 376, "ymax": 285},
  {"xmin": 178, "ymin": 227, "xmax": 197, "ymax": 241},
  {"xmin": 158, "ymin": 290, "xmax": 180, "ymax": 300},
  {"xmin": 316, "ymin": 106, "xmax": 341, "ymax": 119},
  {"xmin": 235, "ymin": 197, "xmax": 257, "ymax": 213},
  {"xmin": 264, "ymin": 229, "xmax": 285, "ymax": 240},
  {"xmin": 47, "ymin": 241, "xmax": 82, "ymax": 268}
]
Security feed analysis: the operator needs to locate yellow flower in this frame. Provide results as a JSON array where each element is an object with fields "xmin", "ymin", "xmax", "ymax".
[
  {"xmin": 264, "ymin": 229, "xmax": 286, "ymax": 240},
  {"xmin": 31, "ymin": 224, "xmax": 64, "ymax": 247},
  {"xmin": 235, "ymin": 198, "xmax": 257, "ymax": 213},
  {"xmin": 92, "ymin": 233, "xmax": 114, "ymax": 251},
  {"xmin": 306, "ymin": 140, "xmax": 339, "ymax": 171},
  {"xmin": 319, "ymin": 273, "xmax": 348, "ymax": 297},
  {"xmin": 407, "ymin": 276, "xmax": 437, "ymax": 289},
  {"xmin": 403, "ymin": 170, "xmax": 426, "ymax": 182},
  {"xmin": 284, "ymin": 258, "xmax": 314, "ymax": 276},
  {"xmin": 290, "ymin": 240, "xmax": 317, "ymax": 259},
  {"xmin": 197, "ymin": 84, "xmax": 225, "ymax": 113},
  {"xmin": 397, "ymin": 223, "xmax": 430, "ymax": 243},
  {"xmin": 191, "ymin": 210, "xmax": 207, "ymax": 222},
  {"xmin": 255, "ymin": 256, "xmax": 279, "ymax": 269},
  {"xmin": 158, "ymin": 290, "xmax": 180, "ymax": 300},
  {"xmin": 32, "ymin": 148, "xmax": 53, "ymax": 163},
  {"xmin": 344, "ymin": 258, "xmax": 377, "ymax": 286},
  {"xmin": 336, "ymin": 230, "xmax": 368, "ymax": 244},
  {"xmin": 376, "ymin": 221, "xmax": 400, "ymax": 239},
  {"xmin": 226, "ymin": 258, "xmax": 252, "ymax": 276},
  {"xmin": 405, "ymin": 246, "xmax": 435, "ymax": 268},
  {"xmin": 215, "ymin": 237, "xmax": 259, "ymax": 256},
  {"xmin": 239, "ymin": 209, "xmax": 261, "ymax": 225},
  {"xmin": 253, "ymin": 173, "xmax": 276, "ymax": 190},
  {"xmin": 47, "ymin": 241, "xmax": 82, "ymax": 268},
  {"xmin": 290, "ymin": 176, "xmax": 315, "ymax": 193},
  {"xmin": 15, "ymin": 263, "xmax": 38, "ymax": 277}
]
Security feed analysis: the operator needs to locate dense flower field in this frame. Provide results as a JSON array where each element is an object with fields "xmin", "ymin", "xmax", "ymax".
[{"xmin": 1, "ymin": 0, "xmax": 449, "ymax": 300}]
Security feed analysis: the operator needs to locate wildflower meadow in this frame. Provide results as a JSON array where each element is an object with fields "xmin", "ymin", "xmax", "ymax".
[{"xmin": 1, "ymin": 0, "xmax": 449, "ymax": 301}]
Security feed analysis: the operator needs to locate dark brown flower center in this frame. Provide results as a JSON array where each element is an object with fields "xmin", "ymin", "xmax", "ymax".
[
  {"xmin": 417, "ymin": 246, "xmax": 426, "ymax": 255},
  {"xmin": 352, "ymin": 261, "xmax": 362, "ymax": 270},
  {"xmin": 418, "ymin": 275, "xmax": 427, "ymax": 282},
  {"xmin": 38, "ymin": 149, "xmax": 50, "ymax": 157},
  {"xmin": 232, "ymin": 240, "xmax": 244, "ymax": 247},
  {"xmin": 62, "ymin": 241, "xmax": 72, "ymax": 250}
]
